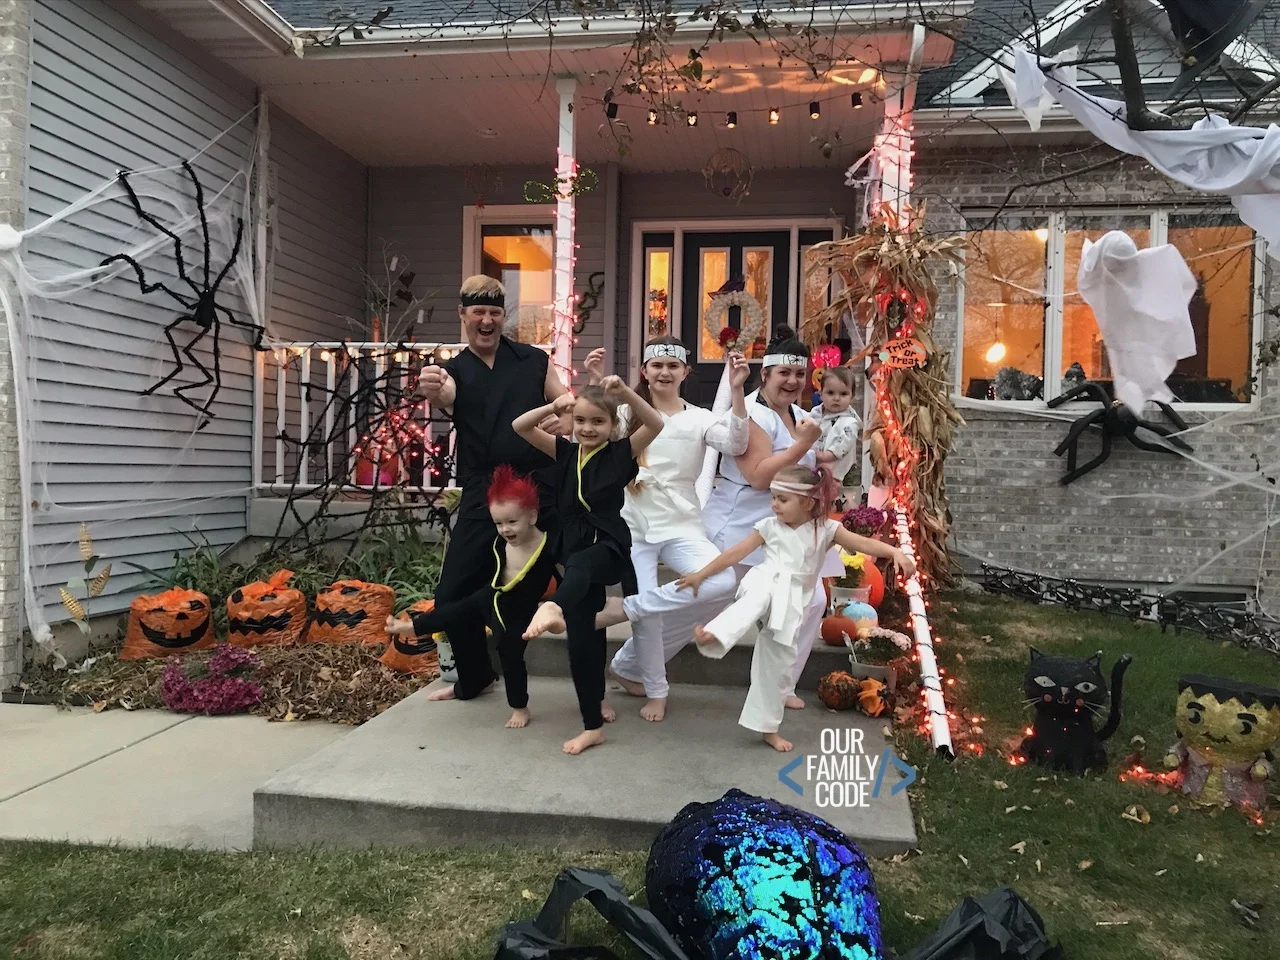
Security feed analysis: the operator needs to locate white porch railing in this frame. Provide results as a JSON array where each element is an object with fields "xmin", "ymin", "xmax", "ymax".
[{"xmin": 252, "ymin": 341, "xmax": 470, "ymax": 495}]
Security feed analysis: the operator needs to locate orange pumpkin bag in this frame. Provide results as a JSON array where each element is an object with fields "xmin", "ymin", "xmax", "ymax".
[
  {"xmin": 121, "ymin": 587, "xmax": 215, "ymax": 660},
  {"xmin": 306, "ymin": 579, "xmax": 395, "ymax": 644},
  {"xmin": 379, "ymin": 599, "xmax": 441, "ymax": 675},
  {"xmin": 227, "ymin": 569, "xmax": 307, "ymax": 648}
]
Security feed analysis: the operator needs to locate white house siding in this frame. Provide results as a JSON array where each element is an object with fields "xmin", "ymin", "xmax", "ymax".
[
  {"xmin": 915, "ymin": 146, "xmax": 1280, "ymax": 607},
  {"xmin": 24, "ymin": 0, "xmax": 257, "ymax": 623},
  {"xmin": 260, "ymin": 107, "xmax": 368, "ymax": 486},
  {"xmin": 367, "ymin": 165, "xmax": 607, "ymax": 373}
]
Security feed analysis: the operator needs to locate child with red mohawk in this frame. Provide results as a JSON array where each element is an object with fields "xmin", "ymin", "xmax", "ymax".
[{"xmin": 385, "ymin": 465, "xmax": 556, "ymax": 729}]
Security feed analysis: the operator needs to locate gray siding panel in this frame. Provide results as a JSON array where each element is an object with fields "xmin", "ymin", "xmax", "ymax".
[{"xmin": 26, "ymin": 0, "xmax": 256, "ymax": 623}]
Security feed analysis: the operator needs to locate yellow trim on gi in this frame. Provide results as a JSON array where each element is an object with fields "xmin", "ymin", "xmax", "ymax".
[{"xmin": 490, "ymin": 532, "xmax": 548, "ymax": 630}]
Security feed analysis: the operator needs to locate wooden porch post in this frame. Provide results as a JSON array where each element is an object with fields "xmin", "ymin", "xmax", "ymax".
[{"xmin": 552, "ymin": 76, "xmax": 577, "ymax": 386}]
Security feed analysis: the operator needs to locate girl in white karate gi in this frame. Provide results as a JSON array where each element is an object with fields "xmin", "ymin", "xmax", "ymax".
[
  {"xmin": 678, "ymin": 465, "xmax": 915, "ymax": 752},
  {"xmin": 698, "ymin": 328, "xmax": 842, "ymax": 711},
  {"xmin": 597, "ymin": 337, "xmax": 751, "ymax": 723}
]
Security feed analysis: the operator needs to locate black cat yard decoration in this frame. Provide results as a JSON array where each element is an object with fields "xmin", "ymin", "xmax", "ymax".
[{"xmin": 1018, "ymin": 648, "xmax": 1133, "ymax": 774}]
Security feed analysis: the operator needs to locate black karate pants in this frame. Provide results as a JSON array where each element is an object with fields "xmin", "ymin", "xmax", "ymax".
[
  {"xmin": 433, "ymin": 515, "xmax": 500, "ymax": 699},
  {"xmin": 548, "ymin": 543, "xmax": 625, "ymax": 730},
  {"xmin": 410, "ymin": 590, "xmax": 533, "ymax": 709}
]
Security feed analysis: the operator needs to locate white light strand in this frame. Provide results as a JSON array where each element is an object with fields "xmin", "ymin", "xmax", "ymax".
[
  {"xmin": 551, "ymin": 77, "xmax": 578, "ymax": 389},
  {"xmin": 893, "ymin": 506, "xmax": 954, "ymax": 757}
]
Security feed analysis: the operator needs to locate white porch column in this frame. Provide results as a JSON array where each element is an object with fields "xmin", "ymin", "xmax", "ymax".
[{"xmin": 551, "ymin": 76, "xmax": 577, "ymax": 387}]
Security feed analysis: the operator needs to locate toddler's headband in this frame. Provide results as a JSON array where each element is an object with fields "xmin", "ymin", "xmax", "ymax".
[
  {"xmin": 770, "ymin": 479, "xmax": 819, "ymax": 498},
  {"xmin": 644, "ymin": 343, "xmax": 689, "ymax": 363},
  {"xmin": 762, "ymin": 353, "xmax": 809, "ymax": 368},
  {"xmin": 460, "ymin": 291, "xmax": 506, "ymax": 309}
]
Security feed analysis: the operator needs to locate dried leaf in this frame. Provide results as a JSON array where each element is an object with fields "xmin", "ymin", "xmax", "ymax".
[
  {"xmin": 905, "ymin": 912, "xmax": 926, "ymax": 922},
  {"xmin": 521, "ymin": 889, "xmax": 535, "ymax": 900},
  {"xmin": 1009, "ymin": 841, "xmax": 1026, "ymax": 855},
  {"xmin": 1121, "ymin": 804, "xmax": 1151, "ymax": 825},
  {"xmin": 1064, "ymin": 799, "xmax": 1075, "ymax": 807},
  {"xmin": 958, "ymin": 854, "xmax": 969, "ymax": 868},
  {"xmin": 1155, "ymin": 869, "xmax": 1167, "ymax": 876},
  {"xmin": 1035, "ymin": 859, "xmax": 1042, "ymax": 873},
  {"xmin": 1004, "ymin": 806, "xmax": 1017, "ymax": 814},
  {"xmin": 88, "ymin": 564, "xmax": 112, "ymax": 598},
  {"xmin": 283, "ymin": 711, "xmax": 296, "ymax": 722},
  {"xmin": 1078, "ymin": 860, "xmax": 1093, "ymax": 871},
  {"xmin": 1130, "ymin": 734, "xmax": 1146, "ymax": 748},
  {"xmin": 318, "ymin": 666, "xmax": 334, "ymax": 682},
  {"xmin": 78, "ymin": 523, "xmax": 93, "ymax": 562},
  {"xmin": 92, "ymin": 699, "xmax": 107, "ymax": 713},
  {"xmin": 1168, "ymin": 804, "xmax": 1179, "ymax": 815},
  {"xmin": 1196, "ymin": 854, "xmax": 1205, "ymax": 862}
]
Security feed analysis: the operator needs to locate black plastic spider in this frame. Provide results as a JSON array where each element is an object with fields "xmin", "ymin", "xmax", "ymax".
[
  {"xmin": 1046, "ymin": 382, "xmax": 1193, "ymax": 485},
  {"xmin": 100, "ymin": 160, "xmax": 265, "ymax": 427}
]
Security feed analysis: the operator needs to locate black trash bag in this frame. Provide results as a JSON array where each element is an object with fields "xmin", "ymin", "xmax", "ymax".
[
  {"xmin": 493, "ymin": 867, "xmax": 691, "ymax": 960},
  {"xmin": 901, "ymin": 887, "xmax": 1061, "ymax": 960}
]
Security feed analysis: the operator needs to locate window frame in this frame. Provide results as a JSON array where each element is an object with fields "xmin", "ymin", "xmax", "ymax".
[
  {"xmin": 460, "ymin": 203, "xmax": 557, "ymax": 342},
  {"xmin": 956, "ymin": 206, "xmax": 1266, "ymax": 412}
]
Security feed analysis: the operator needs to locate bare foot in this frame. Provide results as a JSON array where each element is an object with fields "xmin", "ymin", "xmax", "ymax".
[
  {"xmin": 763, "ymin": 732, "xmax": 794, "ymax": 752},
  {"xmin": 693, "ymin": 624, "xmax": 719, "ymax": 647},
  {"xmin": 640, "ymin": 698, "xmax": 667, "ymax": 722},
  {"xmin": 506, "ymin": 708, "xmax": 530, "ymax": 729},
  {"xmin": 595, "ymin": 596, "xmax": 627, "ymax": 629},
  {"xmin": 608, "ymin": 668, "xmax": 646, "ymax": 698},
  {"xmin": 601, "ymin": 699, "xmax": 617, "ymax": 723},
  {"xmin": 524, "ymin": 602, "xmax": 565, "ymax": 639},
  {"xmin": 563, "ymin": 728, "xmax": 606, "ymax": 755},
  {"xmin": 426, "ymin": 684, "xmax": 457, "ymax": 702},
  {"xmin": 784, "ymin": 695, "xmax": 806, "ymax": 710}
]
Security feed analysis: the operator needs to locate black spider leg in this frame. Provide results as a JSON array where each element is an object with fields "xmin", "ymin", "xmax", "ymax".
[
  {"xmin": 210, "ymin": 217, "xmax": 267, "ymax": 351},
  {"xmin": 117, "ymin": 165, "xmax": 203, "ymax": 302},
  {"xmin": 168, "ymin": 318, "xmax": 216, "ymax": 421},
  {"xmin": 1126, "ymin": 418, "xmax": 1192, "ymax": 455},
  {"xmin": 1047, "ymin": 383, "xmax": 1115, "ymax": 484},
  {"xmin": 1151, "ymin": 401, "xmax": 1194, "ymax": 451},
  {"xmin": 183, "ymin": 160, "xmax": 212, "ymax": 293}
]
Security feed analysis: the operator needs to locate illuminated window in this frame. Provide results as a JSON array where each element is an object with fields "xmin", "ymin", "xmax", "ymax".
[
  {"xmin": 697, "ymin": 248, "xmax": 729, "ymax": 362},
  {"xmin": 698, "ymin": 247, "xmax": 773, "ymax": 362},
  {"xmin": 480, "ymin": 224, "xmax": 553, "ymax": 346},
  {"xmin": 961, "ymin": 209, "xmax": 1258, "ymax": 405},
  {"xmin": 645, "ymin": 248, "xmax": 671, "ymax": 339}
]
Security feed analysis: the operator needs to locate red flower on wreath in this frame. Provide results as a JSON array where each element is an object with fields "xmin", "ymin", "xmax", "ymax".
[{"xmin": 718, "ymin": 326, "xmax": 740, "ymax": 350}]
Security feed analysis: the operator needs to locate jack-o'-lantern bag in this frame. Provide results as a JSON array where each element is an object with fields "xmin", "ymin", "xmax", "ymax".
[
  {"xmin": 121, "ymin": 587, "xmax": 215, "ymax": 660},
  {"xmin": 380, "ymin": 599, "xmax": 441, "ymax": 675},
  {"xmin": 227, "ymin": 569, "xmax": 307, "ymax": 648},
  {"xmin": 306, "ymin": 579, "xmax": 395, "ymax": 644}
]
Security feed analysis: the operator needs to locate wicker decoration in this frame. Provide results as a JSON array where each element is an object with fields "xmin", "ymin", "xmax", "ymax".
[
  {"xmin": 703, "ymin": 290, "xmax": 765, "ymax": 354},
  {"xmin": 702, "ymin": 147, "xmax": 753, "ymax": 202}
]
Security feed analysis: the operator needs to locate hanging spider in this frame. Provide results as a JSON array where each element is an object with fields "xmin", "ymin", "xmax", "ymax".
[
  {"xmin": 100, "ymin": 160, "xmax": 265, "ymax": 428},
  {"xmin": 1046, "ymin": 381, "xmax": 1193, "ymax": 485}
]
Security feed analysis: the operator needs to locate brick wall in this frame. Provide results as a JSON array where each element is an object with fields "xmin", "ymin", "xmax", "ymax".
[
  {"xmin": 914, "ymin": 144, "xmax": 1280, "ymax": 611},
  {"xmin": 0, "ymin": 0, "xmax": 27, "ymax": 687}
]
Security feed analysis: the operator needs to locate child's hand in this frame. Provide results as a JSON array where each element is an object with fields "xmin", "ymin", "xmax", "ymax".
[
  {"xmin": 795, "ymin": 418, "xmax": 823, "ymax": 448},
  {"xmin": 385, "ymin": 615, "xmax": 414, "ymax": 636},
  {"xmin": 675, "ymin": 571, "xmax": 705, "ymax": 596},
  {"xmin": 893, "ymin": 549, "xmax": 917, "ymax": 579},
  {"xmin": 551, "ymin": 393, "xmax": 577, "ymax": 416},
  {"xmin": 584, "ymin": 347, "xmax": 607, "ymax": 382},
  {"xmin": 600, "ymin": 375, "xmax": 626, "ymax": 396},
  {"xmin": 727, "ymin": 351, "xmax": 750, "ymax": 388}
]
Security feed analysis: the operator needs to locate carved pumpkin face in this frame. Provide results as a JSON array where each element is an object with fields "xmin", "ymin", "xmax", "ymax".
[
  {"xmin": 121, "ymin": 587, "xmax": 214, "ymax": 660},
  {"xmin": 379, "ymin": 599, "xmax": 441, "ymax": 676},
  {"xmin": 227, "ymin": 570, "xmax": 306, "ymax": 648},
  {"xmin": 306, "ymin": 579, "xmax": 395, "ymax": 644}
]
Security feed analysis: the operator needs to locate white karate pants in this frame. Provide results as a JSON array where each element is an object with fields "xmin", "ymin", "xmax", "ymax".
[{"xmin": 609, "ymin": 536, "xmax": 737, "ymax": 699}]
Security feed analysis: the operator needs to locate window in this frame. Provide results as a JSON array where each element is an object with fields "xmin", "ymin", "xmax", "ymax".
[
  {"xmin": 697, "ymin": 247, "xmax": 774, "ymax": 362},
  {"xmin": 480, "ymin": 223, "xmax": 554, "ymax": 346},
  {"xmin": 645, "ymin": 247, "xmax": 672, "ymax": 340},
  {"xmin": 961, "ymin": 209, "xmax": 1259, "ymax": 405}
]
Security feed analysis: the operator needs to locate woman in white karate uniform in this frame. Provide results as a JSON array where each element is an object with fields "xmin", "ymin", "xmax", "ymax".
[
  {"xmin": 699, "ymin": 326, "xmax": 844, "ymax": 709},
  {"xmin": 600, "ymin": 336, "xmax": 751, "ymax": 722}
]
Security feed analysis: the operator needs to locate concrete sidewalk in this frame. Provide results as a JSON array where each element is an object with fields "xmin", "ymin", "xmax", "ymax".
[{"xmin": 0, "ymin": 704, "xmax": 343, "ymax": 850}]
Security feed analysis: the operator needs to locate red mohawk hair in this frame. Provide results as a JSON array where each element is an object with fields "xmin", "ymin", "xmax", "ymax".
[{"xmin": 487, "ymin": 464, "xmax": 539, "ymax": 512}]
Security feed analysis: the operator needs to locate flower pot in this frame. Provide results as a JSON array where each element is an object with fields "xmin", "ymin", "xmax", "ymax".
[
  {"xmin": 831, "ymin": 585, "xmax": 872, "ymax": 609},
  {"xmin": 847, "ymin": 660, "xmax": 897, "ymax": 695}
]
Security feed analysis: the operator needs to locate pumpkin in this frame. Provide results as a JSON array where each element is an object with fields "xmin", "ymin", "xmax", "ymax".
[
  {"xmin": 226, "ymin": 569, "xmax": 306, "ymax": 648},
  {"xmin": 306, "ymin": 579, "xmax": 395, "ymax": 645},
  {"xmin": 380, "ymin": 599, "xmax": 441, "ymax": 675},
  {"xmin": 857, "ymin": 678, "xmax": 889, "ymax": 717},
  {"xmin": 861, "ymin": 558, "xmax": 885, "ymax": 608},
  {"xmin": 837, "ymin": 600, "xmax": 878, "ymax": 637},
  {"xmin": 818, "ymin": 671, "xmax": 863, "ymax": 711},
  {"xmin": 121, "ymin": 587, "xmax": 215, "ymax": 660},
  {"xmin": 821, "ymin": 615, "xmax": 857, "ymax": 647}
]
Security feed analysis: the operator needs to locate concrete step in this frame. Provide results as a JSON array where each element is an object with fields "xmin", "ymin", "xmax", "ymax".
[
  {"xmin": 254, "ymin": 676, "xmax": 917, "ymax": 857},
  {"xmin": 521, "ymin": 623, "xmax": 855, "ymax": 691}
]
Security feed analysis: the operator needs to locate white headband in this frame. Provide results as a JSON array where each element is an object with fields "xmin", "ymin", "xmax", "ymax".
[
  {"xmin": 770, "ymin": 479, "xmax": 818, "ymax": 497},
  {"xmin": 762, "ymin": 353, "xmax": 808, "ymax": 368},
  {"xmin": 644, "ymin": 343, "xmax": 689, "ymax": 363}
]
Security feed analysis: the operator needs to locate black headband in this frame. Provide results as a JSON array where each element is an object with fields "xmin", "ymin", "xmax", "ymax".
[{"xmin": 460, "ymin": 291, "xmax": 505, "ymax": 309}]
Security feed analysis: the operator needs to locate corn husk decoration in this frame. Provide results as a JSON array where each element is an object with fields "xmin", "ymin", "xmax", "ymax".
[
  {"xmin": 801, "ymin": 206, "xmax": 965, "ymax": 585},
  {"xmin": 63, "ymin": 525, "xmax": 111, "ymax": 633}
]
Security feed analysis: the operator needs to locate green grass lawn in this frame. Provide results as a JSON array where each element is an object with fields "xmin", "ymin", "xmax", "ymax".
[{"xmin": 3, "ymin": 591, "xmax": 1279, "ymax": 959}]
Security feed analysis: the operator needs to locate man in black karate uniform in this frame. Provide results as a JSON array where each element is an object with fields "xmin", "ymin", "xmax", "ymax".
[{"xmin": 417, "ymin": 276, "xmax": 569, "ymax": 701}]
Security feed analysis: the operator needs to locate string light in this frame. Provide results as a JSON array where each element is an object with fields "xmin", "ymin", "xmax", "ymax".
[
  {"xmin": 852, "ymin": 91, "xmax": 864, "ymax": 108},
  {"xmin": 686, "ymin": 111, "xmax": 698, "ymax": 127},
  {"xmin": 647, "ymin": 108, "xmax": 658, "ymax": 125},
  {"xmin": 319, "ymin": 349, "xmax": 331, "ymax": 361},
  {"xmin": 809, "ymin": 101, "xmax": 820, "ymax": 119},
  {"xmin": 768, "ymin": 107, "xmax": 779, "ymax": 124},
  {"xmin": 605, "ymin": 102, "xmax": 618, "ymax": 119},
  {"xmin": 726, "ymin": 111, "xmax": 737, "ymax": 128}
]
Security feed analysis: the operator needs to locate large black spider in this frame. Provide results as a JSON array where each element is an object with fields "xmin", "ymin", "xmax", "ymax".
[
  {"xmin": 100, "ymin": 160, "xmax": 265, "ymax": 428},
  {"xmin": 1046, "ymin": 382, "xmax": 1193, "ymax": 485}
]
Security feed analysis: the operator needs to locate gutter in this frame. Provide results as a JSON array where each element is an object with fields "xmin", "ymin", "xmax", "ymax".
[{"xmin": 215, "ymin": 0, "xmax": 295, "ymax": 54}]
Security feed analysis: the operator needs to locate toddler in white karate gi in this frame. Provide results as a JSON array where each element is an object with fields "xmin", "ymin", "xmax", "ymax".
[
  {"xmin": 805, "ymin": 365, "xmax": 861, "ymax": 491},
  {"xmin": 677, "ymin": 465, "xmax": 915, "ymax": 752}
]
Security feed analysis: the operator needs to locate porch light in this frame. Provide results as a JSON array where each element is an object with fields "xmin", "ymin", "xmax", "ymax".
[
  {"xmin": 809, "ymin": 102, "xmax": 820, "ymax": 119},
  {"xmin": 687, "ymin": 111, "xmax": 698, "ymax": 127},
  {"xmin": 647, "ymin": 108, "xmax": 658, "ymax": 125},
  {"xmin": 726, "ymin": 111, "xmax": 737, "ymax": 128},
  {"xmin": 439, "ymin": 348, "xmax": 453, "ymax": 361},
  {"xmin": 851, "ymin": 92, "xmax": 864, "ymax": 109},
  {"xmin": 768, "ymin": 107, "xmax": 779, "ymax": 124},
  {"xmin": 606, "ymin": 102, "xmax": 618, "ymax": 120}
]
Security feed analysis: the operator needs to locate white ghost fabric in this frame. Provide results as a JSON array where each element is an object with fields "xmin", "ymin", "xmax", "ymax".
[
  {"xmin": 1011, "ymin": 44, "xmax": 1280, "ymax": 257},
  {"xmin": 1077, "ymin": 231, "xmax": 1198, "ymax": 415},
  {"xmin": 999, "ymin": 46, "xmax": 1076, "ymax": 132}
]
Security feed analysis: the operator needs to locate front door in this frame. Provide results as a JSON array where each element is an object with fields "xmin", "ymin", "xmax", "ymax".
[{"xmin": 679, "ymin": 231, "xmax": 789, "ymax": 406}]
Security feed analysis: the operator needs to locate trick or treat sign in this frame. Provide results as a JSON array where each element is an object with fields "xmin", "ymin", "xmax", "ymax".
[
  {"xmin": 778, "ymin": 727, "xmax": 916, "ymax": 808},
  {"xmin": 879, "ymin": 337, "xmax": 927, "ymax": 369}
]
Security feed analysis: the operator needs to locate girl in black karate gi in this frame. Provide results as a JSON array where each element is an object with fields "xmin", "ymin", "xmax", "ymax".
[
  {"xmin": 515, "ymin": 376, "xmax": 664, "ymax": 755},
  {"xmin": 384, "ymin": 465, "xmax": 557, "ymax": 730}
]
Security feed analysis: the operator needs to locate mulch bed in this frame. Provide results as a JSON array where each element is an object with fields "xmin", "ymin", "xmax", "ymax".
[{"xmin": 14, "ymin": 642, "xmax": 440, "ymax": 725}]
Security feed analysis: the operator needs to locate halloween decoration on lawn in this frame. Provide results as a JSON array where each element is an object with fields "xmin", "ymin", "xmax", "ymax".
[
  {"xmin": 161, "ymin": 644, "xmax": 263, "ymax": 715},
  {"xmin": 1164, "ymin": 674, "xmax": 1280, "ymax": 813},
  {"xmin": 99, "ymin": 161, "xmax": 265, "ymax": 427},
  {"xmin": 1046, "ymin": 382, "xmax": 1192, "ymax": 485},
  {"xmin": 802, "ymin": 212, "xmax": 964, "ymax": 585},
  {"xmin": 1018, "ymin": 648, "xmax": 1133, "ymax": 774},
  {"xmin": 380, "ymin": 599, "xmax": 441, "ymax": 676},
  {"xmin": 819, "ymin": 670, "xmax": 864, "ymax": 711},
  {"xmin": 306, "ymin": 579, "xmax": 395, "ymax": 645},
  {"xmin": 121, "ymin": 587, "xmax": 215, "ymax": 660},
  {"xmin": 646, "ymin": 789, "xmax": 882, "ymax": 959},
  {"xmin": 226, "ymin": 570, "xmax": 306, "ymax": 648},
  {"xmin": 901, "ymin": 887, "xmax": 1061, "ymax": 960},
  {"xmin": 857, "ymin": 677, "xmax": 889, "ymax": 718},
  {"xmin": 60, "ymin": 524, "xmax": 110, "ymax": 635}
]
